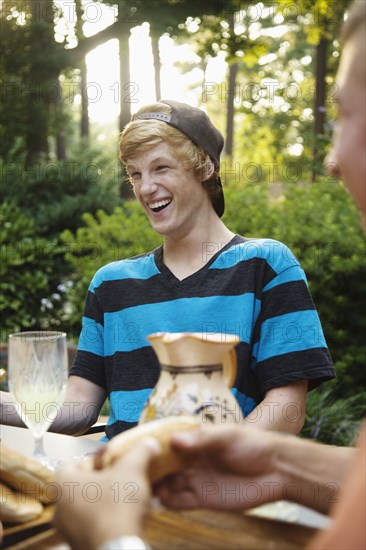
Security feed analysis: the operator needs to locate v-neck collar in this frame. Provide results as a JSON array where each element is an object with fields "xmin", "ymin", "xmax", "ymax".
[{"xmin": 153, "ymin": 234, "xmax": 244, "ymax": 288}]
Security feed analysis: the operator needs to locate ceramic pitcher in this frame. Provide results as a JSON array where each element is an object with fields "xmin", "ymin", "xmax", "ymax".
[{"xmin": 139, "ymin": 332, "xmax": 243, "ymax": 424}]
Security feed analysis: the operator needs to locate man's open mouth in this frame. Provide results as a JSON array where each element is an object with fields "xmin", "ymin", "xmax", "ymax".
[{"xmin": 149, "ymin": 199, "xmax": 172, "ymax": 213}]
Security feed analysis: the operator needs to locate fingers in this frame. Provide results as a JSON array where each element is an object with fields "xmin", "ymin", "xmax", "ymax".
[
  {"xmin": 111, "ymin": 437, "xmax": 162, "ymax": 475},
  {"xmin": 170, "ymin": 424, "xmax": 241, "ymax": 454},
  {"xmin": 56, "ymin": 460, "xmax": 84, "ymax": 485},
  {"xmin": 54, "ymin": 440, "xmax": 161, "ymax": 547},
  {"xmin": 155, "ymin": 472, "xmax": 200, "ymax": 509},
  {"xmin": 57, "ymin": 437, "xmax": 161, "ymax": 485},
  {"xmin": 157, "ymin": 485, "xmax": 198, "ymax": 509}
]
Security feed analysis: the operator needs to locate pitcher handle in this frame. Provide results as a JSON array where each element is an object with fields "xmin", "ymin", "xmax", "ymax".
[{"xmin": 223, "ymin": 348, "xmax": 237, "ymax": 388}]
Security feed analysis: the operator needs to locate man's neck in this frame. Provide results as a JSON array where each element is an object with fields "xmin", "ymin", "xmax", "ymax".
[{"xmin": 162, "ymin": 221, "xmax": 235, "ymax": 280}]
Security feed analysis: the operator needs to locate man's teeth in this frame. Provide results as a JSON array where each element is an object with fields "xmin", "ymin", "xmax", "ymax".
[{"xmin": 149, "ymin": 199, "xmax": 171, "ymax": 212}]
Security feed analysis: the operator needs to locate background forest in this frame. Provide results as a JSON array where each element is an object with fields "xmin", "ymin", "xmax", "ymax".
[{"xmin": 1, "ymin": 0, "xmax": 365, "ymax": 444}]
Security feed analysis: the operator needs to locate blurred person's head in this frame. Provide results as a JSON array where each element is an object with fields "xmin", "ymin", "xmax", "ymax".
[{"xmin": 327, "ymin": 1, "xmax": 366, "ymax": 229}]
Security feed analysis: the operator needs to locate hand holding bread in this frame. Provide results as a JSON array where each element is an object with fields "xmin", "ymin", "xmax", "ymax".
[
  {"xmin": 92, "ymin": 415, "xmax": 200, "ymax": 482},
  {"xmin": 54, "ymin": 435, "xmax": 164, "ymax": 549},
  {"xmin": 0, "ymin": 415, "xmax": 199, "ymax": 529}
]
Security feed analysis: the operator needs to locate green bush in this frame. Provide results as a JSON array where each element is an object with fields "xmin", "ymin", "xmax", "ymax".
[
  {"xmin": 224, "ymin": 177, "xmax": 366, "ymax": 400},
  {"xmin": 61, "ymin": 201, "xmax": 162, "ymax": 333},
  {"xmin": 0, "ymin": 151, "xmax": 123, "ymax": 339},
  {"xmin": 0, "ymin": 202, "xmax": 64, "ymax": 338},
  {"xmin": 0, "ymin": 151, "xmax": 120, "ymax": 239},
  {"xmin": 301, "ymin": 389, "xmax": 365, "ymax": 446}
]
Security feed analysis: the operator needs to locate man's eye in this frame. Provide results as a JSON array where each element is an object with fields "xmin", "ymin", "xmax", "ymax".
[{"xmin": 156, "ymin": 165, "xmax": 168, "ymax": 171}]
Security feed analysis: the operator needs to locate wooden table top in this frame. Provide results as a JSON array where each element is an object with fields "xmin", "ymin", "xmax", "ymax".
[
  {"xmin": 145, "ymin": 508, "xmax": 318, "ymax": 550},
  {"xmin": 3, "ymin": 506, "xmax": 319, "ymax": 550}
]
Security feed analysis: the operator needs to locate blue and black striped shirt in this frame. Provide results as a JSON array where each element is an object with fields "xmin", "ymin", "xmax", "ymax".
[{"xmin": 71, "ymin": 235, "xmax": 335, "ymax": 439}]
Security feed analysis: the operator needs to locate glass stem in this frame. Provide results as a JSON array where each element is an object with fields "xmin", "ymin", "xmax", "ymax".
[{"xmin": 33, "ymin": 434, "xmax": 46, "ymax": 459}]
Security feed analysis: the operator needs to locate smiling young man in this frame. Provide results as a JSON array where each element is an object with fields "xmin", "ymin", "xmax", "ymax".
[{"xmin": 59, "ymin": 98, "xmax": 334, "ymax": 440}]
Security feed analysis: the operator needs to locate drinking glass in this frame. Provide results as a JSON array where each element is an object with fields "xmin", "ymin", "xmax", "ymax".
[{"xmin": 8, "ymin": 331, "xmax": 68, "ymax": 469}]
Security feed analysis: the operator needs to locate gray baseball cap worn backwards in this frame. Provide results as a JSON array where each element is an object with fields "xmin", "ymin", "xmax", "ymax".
[{"xmin": 132, "ymin": 99, "xmax": 225, "ymax": 217}]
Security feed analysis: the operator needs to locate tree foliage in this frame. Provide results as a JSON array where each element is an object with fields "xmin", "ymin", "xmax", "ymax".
[
  {"xmin": 0, "ymin": 148, "xmax": 121, "ymax": 338},
  {"xmin": 224, "ymin": 176, "xmax": 366, "ymax": 398},
  {"xmin": 61, "ymin": 201, "xmax": 162, "ymax": 331},
  {"xmin": 1, "ymin": 0, "xmax": 354, "ymax": 168},
  {"xmin": 301, "ymin": 388, "xmax": 364, "ymax": 446},
  {"xmin": 0, "ymin": 151, "xmax": 119, "ymax": 238},
  {"xmin": 0, "ymin": 1, "xmax": 70, "ymax": 163},
  {"xmin": 0, "ymin": 202, "xmax": 63, "ymax": 337},
  {"xmin": 176, "ymin": 0, "xmax": 352, "ymax": 173}
]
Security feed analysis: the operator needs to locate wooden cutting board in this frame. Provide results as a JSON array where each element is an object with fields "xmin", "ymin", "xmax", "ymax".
[
  {"xmin": 145, "ymin": 508, "xmax": 317, "ymax": 550},
  {"xmin": 2, "ymin": 505, "xmax": 55, "ymax": 548},
  {"xmin": 2, "ymin": 507, "xmax": 318, "ymax": 550}
]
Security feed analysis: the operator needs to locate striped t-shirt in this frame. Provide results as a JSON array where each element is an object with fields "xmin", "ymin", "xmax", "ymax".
[{"xmin": 71, "ymin": 235, "xmax": 335, "ymax": 439}]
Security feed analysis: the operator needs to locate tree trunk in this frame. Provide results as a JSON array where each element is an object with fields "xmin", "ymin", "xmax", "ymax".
[
  {"xmin": 80, "ymin": 59, "xmax": 90, "ymax": 141},
  {"xmin": 224, "ymin": 15, "xmax": 238, "ymax": 158},
  {"xmin": 75, "ymin": 0, "xmax": 89, "ymax": 142},
  {"xmin": 119, "ymin": 30, "xmax": 131, "ymax": 133},
  {"xmin": 151, "ymin": 29, "xmax": 162, "ymax": 101},
  {"xmin": 119, "ymin": 28, "xmax": 134, "ymax": 200},
  {"xmin": 312, "ymin": 37, "xmax": 328, "ymax": 181},
  {"xmin": 56, "ymin": 133, "xmax": 67, "ymax": 161},
  {"xmin": 55, "ymin": 85, "xmax": 67, "ymax": 160},
  {"xmin": 25, "ymin": 0, "xmax": 55, "ymax": 166},
  {"xmin": 225, "ymin": 62, "xmax": 238, "ymax": 158}
]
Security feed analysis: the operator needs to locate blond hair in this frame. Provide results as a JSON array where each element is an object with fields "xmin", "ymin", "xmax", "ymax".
[{"xmin": 119, "ymin": 102, "xmax": 220, "ymax": 197}]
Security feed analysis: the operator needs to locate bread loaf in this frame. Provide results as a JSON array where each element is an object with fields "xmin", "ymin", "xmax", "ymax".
[
  {"xmin": 0, "ymin": 481, "xmax": 44, "ymax": 523},
  {"xmin": 95, "ymin": 415, "xmax": 199, "ymax": 483},
  {"xmin": 0, "ymin": 444, "xmax": 56, "ymax": 503}
]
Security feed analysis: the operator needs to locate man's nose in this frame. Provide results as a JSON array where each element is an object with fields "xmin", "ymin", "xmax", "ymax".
[
  {"xmin": 140, "ymin": 175, "xmax": 158, "ymax": 195},
  {"xmin": 325, "ymin": 147, "xmax": 341, "ymax": 178}
]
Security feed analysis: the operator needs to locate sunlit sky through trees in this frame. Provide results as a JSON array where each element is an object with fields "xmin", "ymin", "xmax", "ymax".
[
  {"xmin": 49, "ymin": 0, "xmax": 338, "ymax": 157},
  {"xmin": 54, "ymin": 0, "xmax": 227, "ymax": 122}
]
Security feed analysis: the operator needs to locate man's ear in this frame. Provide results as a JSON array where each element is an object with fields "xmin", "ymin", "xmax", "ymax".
[{"xmin": 203, "ymin": 158, "xmax": 215, "ymax": 181}]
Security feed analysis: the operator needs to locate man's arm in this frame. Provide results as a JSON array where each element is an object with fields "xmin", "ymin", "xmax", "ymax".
[
  {"xmin": 156, "ymin": 424, "xmax": 355, "ymax": 515},
  {"xmin": 307, "ymin": 423, "xmax": 365, "ymax": 549},
  {"xmin": 271, "ymin": 426, "xmax": 355, "ymax": 513},
  {"xmin": 0, "ymin": 375, "xmax": 106, "ymax": 436},
  {"xmin": 244, "ymin": 380, "xmax": 308, "ymax": 434}
]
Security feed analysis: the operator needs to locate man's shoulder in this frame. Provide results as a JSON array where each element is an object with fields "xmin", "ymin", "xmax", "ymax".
[
  {"xmin": 216, "ymin": 236, "xmax": 298, "ymax": 271},
  {"xmin": 91, "ymin": 248, "xmax": 161, "ymax": 289}
]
